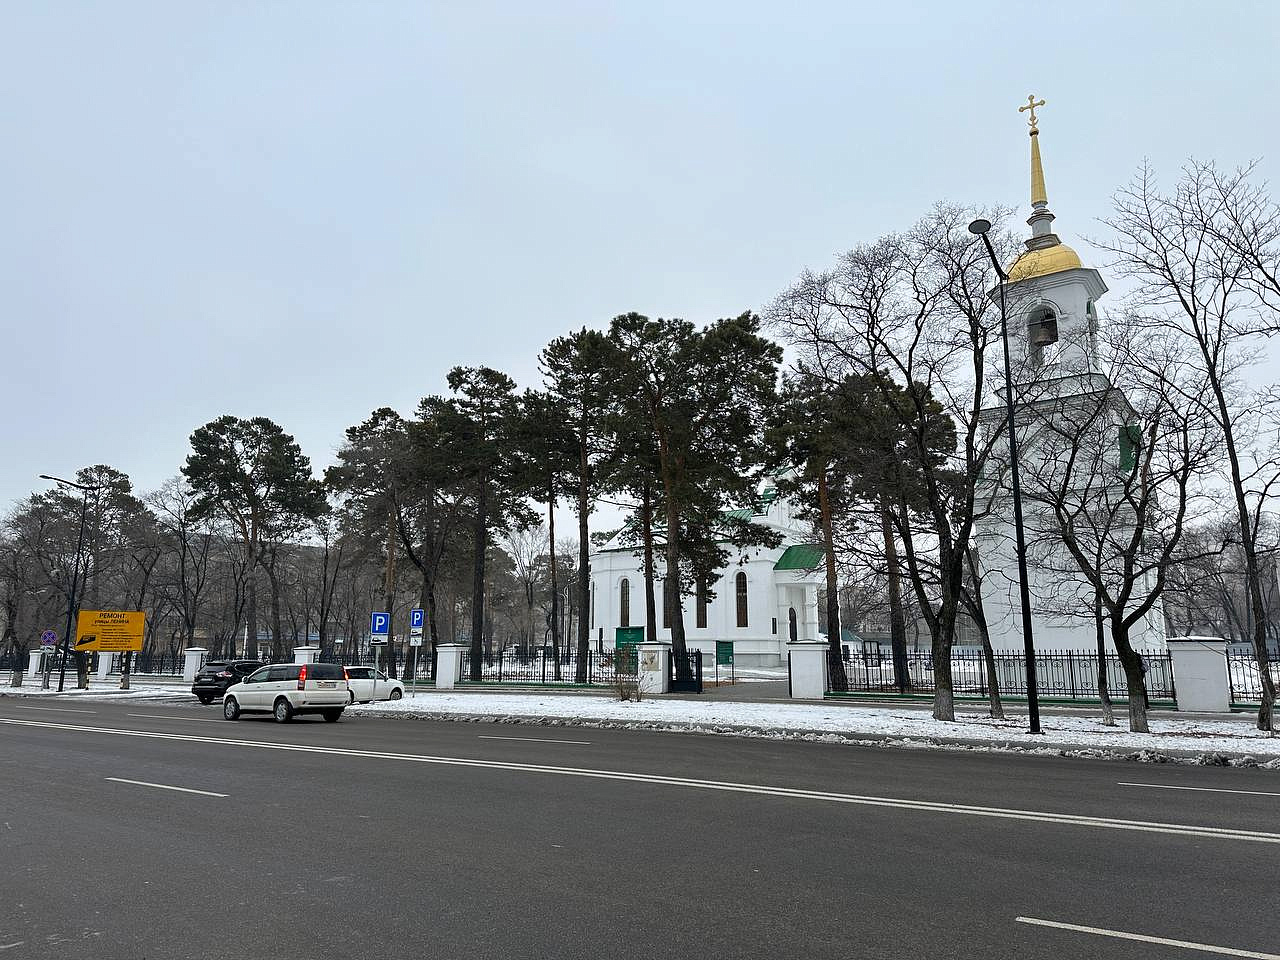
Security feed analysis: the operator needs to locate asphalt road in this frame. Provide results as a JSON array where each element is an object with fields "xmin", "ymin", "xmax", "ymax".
[{"xmin": 1, "ymin": 697, "xmax": 1278, "ymax": 959}]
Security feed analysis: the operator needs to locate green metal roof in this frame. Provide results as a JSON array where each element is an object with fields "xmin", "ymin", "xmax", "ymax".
[{"xmin": 774, "ymin": 544, "xmax": 824, "ymax": 571}]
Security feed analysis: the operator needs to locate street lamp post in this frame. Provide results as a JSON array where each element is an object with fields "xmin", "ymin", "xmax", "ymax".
[
  {"xmin": 966, "ymin": 220, "xmax": 1042, "ymax": 735},
  {"xmin": 39, "ymin": 475, "xmax": 102, "ymax": 693}
]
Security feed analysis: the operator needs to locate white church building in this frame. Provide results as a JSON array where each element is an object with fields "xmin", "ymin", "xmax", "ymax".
[
  {"xmin": 588, "ymin": 486, "xmax": 823, "ymax": 667},
  {"xmin": 973, "ymin": 101, "xmax": 1165, "ymax": 654}
]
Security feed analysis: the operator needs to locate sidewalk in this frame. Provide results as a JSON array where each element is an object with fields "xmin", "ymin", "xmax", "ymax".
[{"xmin": 348, "ymin": 688, "xmax": 1280, "ymax": 765}]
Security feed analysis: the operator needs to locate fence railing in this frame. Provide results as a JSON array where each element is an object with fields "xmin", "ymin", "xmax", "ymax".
[
  {"xmin": 1227, "ymin": 650, "xmax": 1279, "ymax": 703},
  {"xmin": 832, "ymin": 648, "xmax": 1175, "ymax": 700},
  {"xmin": 460, "ymin": 648, "xmax": 626, "ymax": 685}
]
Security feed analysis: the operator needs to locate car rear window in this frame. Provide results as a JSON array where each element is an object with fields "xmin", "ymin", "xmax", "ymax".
[
  {"xmin": 308, "ymin": 663, "xmax": 345, "ymax": 680},
  {"xmin": 200, "ymin": 662, "xmax": 227, "ymax": 672}
]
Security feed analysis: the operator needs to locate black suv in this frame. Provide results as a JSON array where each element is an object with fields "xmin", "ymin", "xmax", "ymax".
[{"xmin": 192, "ymin": 660, "xmax": 264, "ymax": 704}]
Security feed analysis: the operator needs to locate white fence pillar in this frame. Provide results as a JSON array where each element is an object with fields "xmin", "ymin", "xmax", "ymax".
[
  {"xmin": 1166, "ymin": 637, "xmax": 1231, "ymax": 713},
  {"xmin": 293, "ymin": 645, "xmax": 320, "ymax": 665},
  {"xmin": 182, "ymin": 647, "xmax": 207, "ymax": 684},
  {"xmin": 788, "ymin": 640, "xmax": 828, "ymax": 699},
  {"xmin": 95, "ymin": 653, "xmax": 114, "ymax": 680},
  {"xmin": 433, "ymin": 644, "xmax": 467, "ymax": 690},
  {"xmin": 637, "ymin": 641, "xmax": 671, "ymax": 695},
  {"xmin": 28, "ymin": 649, "xmax": 46, "ymax": 678}
]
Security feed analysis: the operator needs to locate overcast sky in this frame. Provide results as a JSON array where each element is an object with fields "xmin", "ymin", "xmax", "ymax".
[{"xmin": 3, "ymin": 1, "xmax": 1278, "ymax": 509}]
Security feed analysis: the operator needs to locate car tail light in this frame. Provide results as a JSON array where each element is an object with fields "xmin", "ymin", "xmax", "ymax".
[
  {"xmin": 217, "ymin": 670, "xmax": 232, "ymax": 679},
  {"xmin": 343, "ymin": 668, "xmax": 350, "ymax": 683},
  {"xmin": 298, "ymin": 665, "xmax": 307, "ymax": 690}
]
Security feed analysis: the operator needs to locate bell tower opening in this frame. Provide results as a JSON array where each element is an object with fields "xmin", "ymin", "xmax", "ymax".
[{"xmin": 1027, "ymin": 305, "xmax": 1060, "ymax": 368}]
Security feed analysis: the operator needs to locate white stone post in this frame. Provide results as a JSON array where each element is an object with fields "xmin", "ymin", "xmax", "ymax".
[
  {"xmin": 292, "ymin": 645, "xmax": 321, "ymax": 665},
  {"xmin": 788, "ymin": 639, "xmax": 829, "ymax": 699},
  {"xmin": 637, "ymin": 641, "xmax": 671, "ymax": 695},
  {"xmin": 28, "ymin": 649, "xmax": 45, "ymax": 679},
  {"xmin": 1166, "ymin": 637, "xmax": 1231, "ymax": 713},
  {"xmin": 433, "ymin": 643, "xmax": 467, "ymax": 690},
  {"xmin": 182, "ymin": 647, "xmax": 208, "ymax": 684},
  {"xmin": 95, "ymin": 653, "xmax": 114, "ymax": 680}
]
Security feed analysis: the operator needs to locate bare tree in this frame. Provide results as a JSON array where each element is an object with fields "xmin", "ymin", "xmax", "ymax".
[
  {"xmin": 1101, "ymin": 160, "xmax": 1280, "ymax": 731},
  {"xmin": 771, "ymin": 204, "xmax": 1011, "ymax": 721},
  {"xmin": 1014, "ymin": 317, "xmax": 1221, "ymax": 732}
]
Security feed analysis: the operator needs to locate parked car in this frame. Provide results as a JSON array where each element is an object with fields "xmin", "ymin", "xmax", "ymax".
[
  {"xmin": 345, "ymin": 666, "xmax": 405, "ymax": 704},
  {"xmin": 192, "ymin": 659, "xmax": 264, "ymax": 704},
  {"xmin": 222, "ymin": 662, "xmax": 349, "ymax": 723}
]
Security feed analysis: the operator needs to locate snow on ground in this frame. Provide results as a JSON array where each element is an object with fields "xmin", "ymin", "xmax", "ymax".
[
  {"xmin": 352, "ymin": 692, "xmax": 1280, "ymax": 762},
  {"xmin": 0, "ymin": 683, "xmax": 191, "ymax": 700}
]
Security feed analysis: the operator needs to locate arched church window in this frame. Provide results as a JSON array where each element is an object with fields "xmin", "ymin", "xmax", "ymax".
[
  {"xmin": 695, "ymin": 579, "xmax": 708, "ymax": 629},
  {"xmin": 1027, "ymin": 305, "xmax": 1060, "ymax": 368},
  {"xmin": 619, "ymin": 578, "xmax": 630, "ymax": 628},
  {"xmin": 662, "ymin": 582, "xmax": 671, "ymax": 629},
  {"xmin": 788, "ymin": 607, "xmax": 798, "ymax": 642},
  {"xmin": 735, "ymin": 572, "xmax": 748, "ymax": 628}
]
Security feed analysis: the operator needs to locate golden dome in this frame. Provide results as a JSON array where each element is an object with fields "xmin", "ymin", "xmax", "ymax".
[{"xmin": 1007, "ymin": 243, "xmax": 1083, "ymax": 282}]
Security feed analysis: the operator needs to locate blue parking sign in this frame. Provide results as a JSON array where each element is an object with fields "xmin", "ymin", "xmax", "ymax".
[
  {"xmin": 370, "ymin": 611, "xmax": 390, "ymax": 636},
  {"xmin": 410, "ymin": 608, "xmax": 424, "ymax": 630}
]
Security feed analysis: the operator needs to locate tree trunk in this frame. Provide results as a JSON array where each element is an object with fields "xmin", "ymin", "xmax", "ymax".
[
  {"xmin": 818, "ymin": 468, "xmax": 847, "ymax": 692},
  {"xmin": 641, "ymin": 476, "xmax": 657, "ymax": 643},
  {"xmin": 931, "ymin": 589, "xmax": 957, "ymax": 722},
  {"xmin": 469, "ymin": 486, "xmax": 488, "ymax": 681},
  {"xmin": 663, "ymin": 503, "xmax": 690, "ymax": 676},
  {"xmin": 1096, "ymin": 589, "xmax": 1115, "ymax": 726},
  {"xmin": 575, "ymin": 459, "xmax": 591, "ymax": 680},
  {"xmin": 548, "ymin": 485, "xmax": 561, "ymax": 681},
  {"xmin": 881, "ymin": 499, "xmax": 910, "ymax": 693},
  {"xmin": 977, "ymin": 622, "xmax": 1003, "ymax": 720},
  {"xmin": 1108, "ymin": 615, "xmax": 1149, "ymax": 733},
  {"xmin": 382, "ymin": 500, "xmax": 399, "ymax": 679},
  {"xmin": 246, "ymin": 542, "xmax": 259, "ymax": 660},
  {"xmin": 1202, "ymin": 352, "xmax": 1276, "ymax": 732},
  {"xmin": 267, "ymin": 558, "xmax": 284, "ymax": 663}
]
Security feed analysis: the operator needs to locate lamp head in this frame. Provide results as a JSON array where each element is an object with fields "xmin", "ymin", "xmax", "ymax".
[{"xmin": 967, "ymin": 218, "xmax": 992, "ymax": 236}]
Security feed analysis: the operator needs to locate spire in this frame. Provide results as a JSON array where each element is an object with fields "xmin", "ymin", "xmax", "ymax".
[
  {"xmin": 1020, "ymin": 95, "xmax": 1048, "ymax": 205},
  {"xmin": 1017, "ymin": 94, "xmax": 1060, "ymax": 252}
]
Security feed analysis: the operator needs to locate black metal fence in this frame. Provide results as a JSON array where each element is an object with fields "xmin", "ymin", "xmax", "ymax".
[
  {"xmin": 459, "ymin": 648, "xmax": 628, "ymax": 685},
  {"xmin": 1227, "ymin": 650, "xmax": 1279, "ymax": 704},
  {"xmin": 833, "ymin": 648, "xmax": 1175, "ymax": 701}
]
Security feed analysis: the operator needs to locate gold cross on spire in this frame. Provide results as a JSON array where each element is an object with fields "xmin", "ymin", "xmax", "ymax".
[{"xmin": 1019, "ymin": 94, "xmax": 1046, "ymax": 132}]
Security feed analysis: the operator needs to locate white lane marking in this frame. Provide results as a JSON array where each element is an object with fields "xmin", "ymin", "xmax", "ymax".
[
  {"xmin": 104, "ymin": 777, "xmax": 227, "ymax": 798},
  {"xmin": 477, "ymin": 735, "xmax": 592, "ymax": 745},
  {"xmin": 1016, "ymin": 916, "xmax": 1280, "ymax": 958},
  {"xmin": 12, "ymin": 706, "xmax": 96, "ymax": 714},
  {"xmin": 5, "ymin": 717, "xmax": 1280, "ymax": 844},
  {"xmin": 0, "ymin": 942, "xmax": 26, "ymax": 951},
  {"xmin": 127, "ymin": 714, "xmax": 224, "ymax": 724},
  {"xmin": 1118, "ymin": 781, "xmax": 1280, "ymax": 798}
]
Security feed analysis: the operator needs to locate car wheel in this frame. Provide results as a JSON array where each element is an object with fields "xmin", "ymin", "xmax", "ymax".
[
  {"xmin": 273, "ymin": 698, "xmax": 293, "ymax": 723},
  {"xmin": 389, "ymin": 688, "xmax": 403, "ymax": 700},
  {"xmin": 322, "ymin": 709, "xmax": 342, "ymax": 723},
  {"xmin": 223, "ymin": 697, "xmax": 240, "ymax": 721},
  {"xmin": 197, "ymin": 695, "xmax": 213, "ymax": 705}
]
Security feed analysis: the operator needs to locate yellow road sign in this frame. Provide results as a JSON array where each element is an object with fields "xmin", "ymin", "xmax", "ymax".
[{"xmin": 74, "ymin": 610, "xmax": 145, "ymax": 652}]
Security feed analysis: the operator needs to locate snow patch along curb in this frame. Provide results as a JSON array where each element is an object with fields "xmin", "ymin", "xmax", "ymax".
[{"xmin": 345, "ymin": 707, "xmax": 1280, "ymax": 770}]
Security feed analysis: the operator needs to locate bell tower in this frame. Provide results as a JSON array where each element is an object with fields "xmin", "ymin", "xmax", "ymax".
[{"xmin": 1003, "ymin": 95, "xmax": 1107, "ymax": 381}]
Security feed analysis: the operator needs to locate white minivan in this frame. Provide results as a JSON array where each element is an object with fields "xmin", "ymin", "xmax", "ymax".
[{"xmin": 222, "ymin": 662, "xmax": 349, "ymax": 723}]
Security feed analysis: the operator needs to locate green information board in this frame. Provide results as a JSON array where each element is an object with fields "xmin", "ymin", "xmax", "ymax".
[
  {"xmin": 615, "ymin": 627, "xmax": 644, "ymax": 649},
  {"xmin": 715, "ymin": 640, "xmax": 734, "ymax": 666}
]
